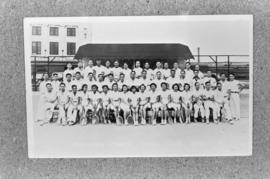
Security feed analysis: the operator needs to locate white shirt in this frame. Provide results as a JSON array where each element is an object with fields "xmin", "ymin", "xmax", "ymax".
[
  {"xmin": 202, "ymin": 77, "xmax": 217, "ymax": 87},
  {"xmin": 214, "ymin": 89, "xmax": 226, "ymax": 103},
  {"xmin": 162, "ymin": 69, "xmax": 171, "ymax": 79},
  {"xmin": 93, "ymin": 65, "xmax": 106, "ymax": 76},
  {"xmin": 79, "ymin": 91, "xmax": 89, "ymax": 106},
  {"xmin": 51, "ymin": 80, "xmax": 60, "ymax": 92},
  {"xmin": 112, "ymin": 67, "xmax": 123, "ymax": 79},
  {"xmin": 133, "ymin": 67, "xmax": 143, "ymax": 77},
  {"xmin": 57, "ymin": 90, "xmax": 69, "ymax": 105},
  {"xmin": 152, "ymin": 78, "xmax": 166, "ymax": 91},
  {"xmin": 64, "ymin": 80, "xmax": 73, "ymax": 92},
  {"xmin": 72, "ymin": 79, "xmax": 84, "ymax": 91},
  {"xmin": 126, "ymin": 78, "xmax": 140, "ymax": 88},
  {"xmin": 204, "ymin": 89, "xmax": 215, "ymax": 100},
  {"xmin": 220, "ymin": 80, "xmax": 229, "ymax": 93},
  {"xmin": 144, "ymin": 68, "xmax": 155, "ymax": 80},
  {"xmin": 43, "ymin": 90, "xmax": 57, "ymax": 103},
  {"xmin": 160, "ymin": 90, "xmax": 170, "ymax": 104},
  {"xmin": 68, "ymin": 92, "xmax": 80, "ymax": 105},
  {"xmin": 227, "ymin": 80, "xmax": 240, "ymax": 92},
  {"xmin": 39, "ymin": 80, "xmax": 51, "ymax": 94},
  {"xmin": 181, "ymin": 90, "xmax": 192, "ymax": 104},
  {"xmin": 84, "ymin": 66, "xmax": 95, "ymax": 78},
  {"xmin": 170, "ymin": 90, "xmax": 182, "ymax": 103},
  {"xmin": 103, "ymin": 67, "xmax": 113, "ymax": 76},
  {"xmin": 167, "ymin": 76, "xmax": 179, "ymax": 89},
  {"xmin": 63, "ymin": 69, "xmax": 74, "ymax": 81},
  {"xmin": 88, "ymin": 91, "xmax": 101, "ymax": 104},
  {"xmin": 185, "ymin": 69, "xmax": 194, "ymax": 81},
  {"xmin": 121, "ymin": 68, "xmax": 132, "ymax": 80},
  {"xmin": 153, "ymin": 68, "xmax": 163, "ymax": 77},
  {"xmin": 73, "ymin": 67, "xmax": 85, "ymax": 78},
  {"xmin": 146, "ymin": 90, "xmax": 158, "ymax": 103},
  {"xmin": 128, "ymin": 91, "xmax": 139, "ymax": 106}
]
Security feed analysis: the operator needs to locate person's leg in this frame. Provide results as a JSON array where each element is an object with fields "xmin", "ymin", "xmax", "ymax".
[
  {"xmin": 199, "ymin": 105, "xmax": 205, "ymax": 122},
  {"xmin": 204, "ymin": 102, "xmax": 210, "ymax": 124},
  {"xmin": 57, "ymin": 105, "xmax": 63, "ymax": 125},
  {"xmin": 210, "ymin": 102, "xmax": 218, "ymax": 124},
  {"xmin": 194, "ymin": 104, "xmax": 199, "ymax": 119},
  {"xmin": 229, "ymin": 94, "xmax": 237, "ymax": 120},
  {"xmin": 235, "ymin": 94, "xmax": 241, "ymax": 120}
]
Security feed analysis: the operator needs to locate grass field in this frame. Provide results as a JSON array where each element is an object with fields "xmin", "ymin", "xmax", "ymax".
[{"xmin": 29, "ymin": 91, "xmax": 251, "ymax": 158}]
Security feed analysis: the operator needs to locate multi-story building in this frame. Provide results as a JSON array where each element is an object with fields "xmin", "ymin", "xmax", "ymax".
[{"xmin": 30, "ymin": 23, "xmax": 92, "ymax": 61}]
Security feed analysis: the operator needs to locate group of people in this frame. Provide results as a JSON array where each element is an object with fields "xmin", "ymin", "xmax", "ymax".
[{"xmin": 36, "ymin": 59, "xmax": 244, "ymax": 126}]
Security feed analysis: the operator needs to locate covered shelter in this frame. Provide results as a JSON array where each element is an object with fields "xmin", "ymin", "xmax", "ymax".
[{"xmin": 74, "ymin": 43, "xmax": 194, "ymax": 68}]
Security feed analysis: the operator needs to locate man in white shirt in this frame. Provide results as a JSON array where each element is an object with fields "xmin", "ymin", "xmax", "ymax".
[
  {"xmin": 214, "ymin": 82, "xmax": 232, "ymax": 123},
  {"xmin": 203, "ymin": 71, "xmax": 217, "ymax": 89},
  {"xmin": 153, "ymin": 71, "xmax": 166, "ymax": 91},
  {"xmin": 88, "ymin": 84, "xmax": 102, "ymax": 124},
  {"xmin": 172, "ymin": 62, "xmax": 181, "ymax": 78},
  {"xmin": 74, "ymin": 61, "xmax": 85, "ymax": 79},
  {"xmin": 63, "ymin": 73, "xmax": 73, "ymax": 92},
  {"xmin": 133, "ymin": 61, "xmax": 143, "ymax": 77},
  {"xmin": 167, "ymin": 69, "xmax": 178, "ymax": 90},
  {"xmin": 179, "ymin": 70, "xmax": 191, "ymax": 91},
  {"xmin": 144, "ymin": 62, "xmax": 154, "ymax": 80},
  {"xmin": 107, "ymin": 83, "xmax": 122, "ymax": 125},
  {"xmin": 219, "ymin": 73, "xmax": 229, "ymax": 93},
  {"xmin": 194, "ymin": 64, "xmax": 204, "ymax": 79},
  {"xmin": 191, "ymin": 82, "xmax": 205, "ymax": 122},
  {"xmin": 159, "ymin": 82, "xmax": 170, "ymax": 124},
  {"xmin": 84, "ymin": 59, "xmax": 96, "ymax": 79},
  {"xmin": 104, "ymin": 73, "xmax": 116, "ymax": 90},
  {"xmin": 93, "ymin": 59, "xmax": 106, "ymax": 76},
  {"xmin": 153, "ymin": 61, "xmax": 163, "ymax": 78},
  {"xmin": 63, "ymin": 63, "xmax": 74, "ymax": 81},
  {"xmin": 121, "ymin": 62, "xmax": 131, "ymax": 80},
  {"xmin": 138, "ymin": 70, "xmax": 151, "ymax": 90},
  {"xmin": 39, "ymin": 73, "xmax": 51, "ymax": 94},
  {"xmin": 202, "ymin": 81, "xmax": 218, "ymax": 124},
  {"xmin": 40, "ymin": 82, "xmax": 57, "ymax": 126},
  {"xmin": 227, "ymin": 73, "xmax": 242, "ymax": 121},
  {"xmin": 104, "ymin": 60, "xmax": 113, "ymax": 77},
  {"xmin": 51, "ymin": 73, "xmax": 60, "ymax": 92},
  {"xmin": 67, "ymin": 84, "xmax": 82, "ymax": 125},
  {"xmin": 95, "ymin": 74, "xmax": 106, "ymax": 92},
  {"xmin": 184, "ymin": 62, "xmax": 194, "ymax": 81},
  {"xmin": 163, "ymin": 62, "xmax": 171, "ymax": 79},
  {"xmin": 127, "ymin": 85, "xmax": 140, "ymax": 125},
  {"xmin": 181, "ymin": 83, "xmax": 193, "ymax": 124},
  {"xmin": 126, "ymin": 71, "xmax": 140, "ymax": 88},
  {"xmin": 56, "ymin": 82, "xmax": 70, "ymax": 125},
  {"xmin": 117, "ymin": 73, "xmax": 126, "ymax": 91},
  {"xmin": 72, "ymin": 72, "xmax": 84, "ymax": 91},
  {"xmin": 112, "ymin": 60, "xmax": 123, "ymax": 79},
  {"xmin": 79, "ymin": 84, "xmax": 90, "ymax": 125}
]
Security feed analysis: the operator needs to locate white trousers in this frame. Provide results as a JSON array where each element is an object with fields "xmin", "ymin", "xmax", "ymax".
[
  {"xmin": 204, "ymin": 101, "xmax": 217, "ymax": 119},
  {"xmin": 194, "ymin": 103, "xmax": 205, "ymax": 118},
  {"xmin": 229, "ymin": 93, "xmax": 240, "ymax": 119}
]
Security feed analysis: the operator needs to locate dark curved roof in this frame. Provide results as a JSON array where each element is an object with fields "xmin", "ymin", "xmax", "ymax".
[{"xmin": 74, "ymin": 43, "xmax": 194, "ymax": 60}]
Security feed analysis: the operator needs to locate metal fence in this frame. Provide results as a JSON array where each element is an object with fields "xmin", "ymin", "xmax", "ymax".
[{"xmin": 31, "ymin": 53, "xmax": 250, "ymax": 91}]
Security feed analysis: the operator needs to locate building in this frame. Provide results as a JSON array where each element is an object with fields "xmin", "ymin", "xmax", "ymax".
[{"xmin": 30, "ymin": 23, "xmax": 92, "ymax": 60}]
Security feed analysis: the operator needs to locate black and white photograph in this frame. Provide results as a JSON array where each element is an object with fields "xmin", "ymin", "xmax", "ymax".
[{"xmin": 24, "ymin": 15, "xmax": 253, "ymax": 158}]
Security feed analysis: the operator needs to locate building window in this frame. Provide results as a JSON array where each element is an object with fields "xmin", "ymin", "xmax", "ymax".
[
  {"xmin": 49, "ymin": 27, "xmax": 59, "ymax": 36},
  {"xmin": 67, "ymin": 42, "xmax": 76, "ymax": 55},
  {"xmin": 49, "ymin": 42, "xmax": 59, "ymax": 55},
  {"xmin": 32, "ymin": 41, "xmax": 41, "ymax": 54},
  {"xmin": 67, "ymin": 28, "xmax": 76, "ymax": 36},
  {"xmin": 32, "ymin": 26, "xmax": 41, "ymax": 35}
]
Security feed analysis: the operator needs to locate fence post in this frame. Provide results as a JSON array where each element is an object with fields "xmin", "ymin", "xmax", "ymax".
[
  {"xmin": 34, "ymin": 56, "xmax": 37, "ymax": 91},
  {"xmin": 215, "ymin": 55, "xmax": 218, "ymax": 75},
  {"xmin": 197, "ymin": 47, "xmax": 200, "ymax": 64},
  {"xmin": 47, "ymin": 56, "xmax": 50, "ymax": 75},
  {"xmin": 227, "ymin": 56, "xmax": 230, "ymax": 76}
]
